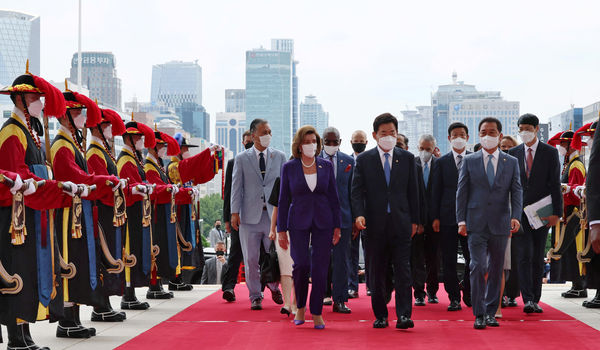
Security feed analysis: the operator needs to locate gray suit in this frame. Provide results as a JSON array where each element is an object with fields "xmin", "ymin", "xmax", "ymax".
[
  {"xmin": 209, "ymin": 227, "xmax": 225, "ymax": 248},
  {"xmin": 201, "ymin": 257, "xmax": 227, "ymax": 285},
  {"xmin": 456, "ymin": 150, "xmax": 522, "ymax": 317},
  {"xmin": 231, "ymin": 146, "xmax": 287, "ymax": 301}
]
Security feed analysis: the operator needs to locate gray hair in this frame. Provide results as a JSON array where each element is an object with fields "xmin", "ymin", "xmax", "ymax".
[
  {"xmin": 322, "ymin": 126, "xmax": 340, "ymax": 140},
  {"xmin": 418, "ymin": 134, "xmax": 436, "ymax": 146},
  {"xmin": 250, "ymin": 118, "xmax": 268, "ymax": 133}
]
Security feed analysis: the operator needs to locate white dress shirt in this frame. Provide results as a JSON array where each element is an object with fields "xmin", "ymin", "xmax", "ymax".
[
  {"xmin": 524, "ymin": 138, "xmax": 539, "ymax": 171},
  {"xmin": 325, "ymin": 151, "xmax": 338, "ymax": 176},
  {"xmin": 482, "ymin": 148, "xmax": 500, "ymax": 175},
  {"xmin": 451, "ymin": 148, "xmax": 467, "ymax": 169},
  {"xmin": 377, "ymin": 145, "xmax": 393, "ymax": 170},
  {"xmin": 253, "ymin": 145, "xmax": 269, "ymax": 168},
  {"xmin": 305, "ymin": 173, "xmax": 317, "ymax": 192}
]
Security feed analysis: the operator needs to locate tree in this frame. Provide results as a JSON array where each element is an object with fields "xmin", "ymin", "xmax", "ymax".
[{"xmin": 199, "ymin": 193, "xmax": 224, "ymax": 241}]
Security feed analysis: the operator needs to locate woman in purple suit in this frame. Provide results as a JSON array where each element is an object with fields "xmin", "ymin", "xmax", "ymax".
[{"xmin": 277, "ymin": 125, "xmax": 342, "ymax": 329}]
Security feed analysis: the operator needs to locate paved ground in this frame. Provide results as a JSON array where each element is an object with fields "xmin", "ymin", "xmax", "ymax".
[{"xmin": 10, "ymin": 284, "xmax": 600, "ymax": 349}]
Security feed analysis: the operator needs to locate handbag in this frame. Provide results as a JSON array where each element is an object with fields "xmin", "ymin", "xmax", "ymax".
[{"xmin": 260, "ymin": 241, "xmax": 281, "ymax": 284}]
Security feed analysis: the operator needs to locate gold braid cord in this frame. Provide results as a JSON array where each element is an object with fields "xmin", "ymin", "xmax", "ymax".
[
  {"xmin": 170, "ymin": 190, "xmax": 177, "ymax": 224},
  {"xmin": 71, "ymin": 195, "xmax": 83, "ymax": 239},
  {"xmin": 9, "ymin": 192, "xmax": 26, "ymax": 245},
  {"xmin": 142, "ymin": 195, "xmax": 151, "ymax": 227}
]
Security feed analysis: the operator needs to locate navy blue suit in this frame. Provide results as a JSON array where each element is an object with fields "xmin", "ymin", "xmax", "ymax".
[
  {"xmin": 431, "ymin": 150, "xmax": 472, "ymax": 303},
  {"xmin": 351, "ymin": 146, "xmax": 419, "ymax": 320},
  {"xmin": 456, "ymin": 150, "xmax": 522, "ymax": 317},
  {"xmin": 278, "ymin": 157, "xmax": 341, "ymax": 315},
  {"xmin": 319, "ymin": 150, "xmax": 354, "ymax": 303}
]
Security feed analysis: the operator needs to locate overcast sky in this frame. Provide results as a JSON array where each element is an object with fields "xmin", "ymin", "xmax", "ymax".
[{"xmin": 10, "ymin": 0, "xmax": 600, "ymax": 150}]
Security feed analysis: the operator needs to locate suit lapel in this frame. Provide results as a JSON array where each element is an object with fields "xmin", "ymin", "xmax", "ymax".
[
  {"xmin": 473, "ymin": 151, "xmax": 491, "ymax": 190},
  {"xmin": 493, "ymin": 152, "xmax": 506, "ymax": 188},
  {"xmin": 246, "ymin": 149, "xmax": 262, "ymax": 181},
  {"xmin": 264, "ymin": 147, "xmax": 274, "ymax": 180},
  {"xmin": 371, "ymin": 148, "xmax": 386, "ymax": 186},
  {"xmin": 516, "ymin": 145, "xmax": 526, "ymax": 184},
  {"xmin": 390, "ymin": 148, "xmax": 400, "ymax": 187}
]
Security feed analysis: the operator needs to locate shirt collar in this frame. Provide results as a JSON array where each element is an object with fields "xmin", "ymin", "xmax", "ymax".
[
  {"xmin": 525, "ymin": 137, "xmax": 539, "ymax": 153},
  {"xmin": 146, "ymin": 152, "xmax": 159, "ymax": 167},
  {"xmin": 451, "ymin": 148, "xmax": 466, "ymax": 159},
  {"xmin": 253, "ymin": 145, "xmax": 268, "ymax": 157},
  {"xmin": 90, "ymin": 135, "xmax": 104, "ymax": 148},
  {"xmin": 12, "ymin": 107, "xmax": 27, "ymax": 126},
  {"xmin": 377, "ymin": 145, "xmax": 393, "ymax": 159},
  {"xmin": 482, "ymin": 148, "xmax": 500, "ymax": 159}
]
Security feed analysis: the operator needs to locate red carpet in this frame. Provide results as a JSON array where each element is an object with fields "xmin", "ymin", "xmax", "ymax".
[{"xmin": 118, "ymin": 285, "xmax": 600, "ymax": 349}]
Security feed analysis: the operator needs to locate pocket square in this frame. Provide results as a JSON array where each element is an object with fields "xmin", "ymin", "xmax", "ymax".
[{"xmin": 345, "ymin": 164, "xmax": 352, "ymax": 172}]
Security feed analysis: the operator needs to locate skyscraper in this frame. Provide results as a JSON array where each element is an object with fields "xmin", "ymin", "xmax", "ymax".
[
  {"xmin": 225, "ymin": 89, "xmax": 245, "ymax": 113},
  {"xmin": 0, "ymin": 10, "xmax": 40, "ymax": 105},
  {"xmin": 549, "ymin": 106, "xmax": 583, "ymax": 137},
  {"xmin": 271, "ymin": 39, "xmax": 299, "ymax": 135},
  {"xmin": 400, "ymin": 106, "xmax": 433, "ymax": 154},
  {"xmin": 432, "ymin": 72, "xmax": 519, "ymax": 153},
  {"xmin": 245, "ymin": 47, "xmax": 292, "ymax": 153},
  {"xmin": 176, "ymin": 102, "xmax": 210, "ymax": 140},
  {"xmin": 300, "ymin": 95, "xmax": 329, "ymax": 134},
  {"xmin": 151, "ymin": 61, "xmax": 202, "ymax": 108},
  {"xmin": 216, "ymin": 112, "xmax": 246, "ymax": 156},
  {"xmin": 69, "ymin": 52, "xmax": 122, "ymax": 110}
]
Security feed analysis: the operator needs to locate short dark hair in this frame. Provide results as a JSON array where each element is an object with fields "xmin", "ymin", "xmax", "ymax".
[
  {"xmin": 478, "ymin": 117, "xmax": 502, "ymax": 133},
  {"xmin": 373, "ymin": 113, "xmax": 398, "ymax": 133},
  {"xmin": 518, "ymin": 113, "xmax": 539, "ymax": 127},
  {"xmin": 473, "ymin": 143, "xmax": 482, "ymax": 152},
  {"xmin": 398, "ymin": 133, "xmax": 409, "ymax": 145},
  {"xmin": 249, "ymin": 118, "xmax": 268, "ymax": 133},
  {"xmin": 242, "ymin": 130, "xmax": 251, "ymax": 139},
  {"xmin": 448, "ymin": 122, "xmax": 469, "ymax": 136}
]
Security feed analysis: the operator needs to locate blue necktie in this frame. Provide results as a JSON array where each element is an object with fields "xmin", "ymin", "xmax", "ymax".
[
  {"xmin": 486, "ymin": 154, "xmax": 495, "ymax": 187},
  {"xmin": 384, "ymin": 153, "xmax": 391, "ymax": 213},
  {"xmin": 424, "ymin": 162, "xmax": 430, "ymax": 189}
]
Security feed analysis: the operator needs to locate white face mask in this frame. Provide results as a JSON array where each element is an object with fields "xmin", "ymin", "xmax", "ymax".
[
  {"xmin": 259, "ymin": 134, "xmax": 271, "ymax": 148},
  {"xmin": 134, "ymin": 138, "xmax": 144, "ymax": 151},
  {"xmin": 378, "ymin": 135, "xmax": 396, "ymax": 151},
  {"xmin": 102, "ymin": 125, "xmax": 113, "ymax": 141},
  {"xmin": 323, "ymin": 145, "xmax": 339, "ymax": 156},
  {"xmin": 158, "ymin": 147, "xmax": 167, "ymax": 159},
  {"xmin": 27, "ymin": 99, "xmax": 44, "ymax": 117},
  {"xmin": 557, "ymin": 145, "xmax": 567, "ymax": 157},
  {"xmin": 182, "ymin": 151, "xmax": 191, "ymax": 159},
  {"xmin": 419, "ymin": 150, "xmax": 433, "ymax": 163},
  {"xmin": 450, "ymin": 137, "xmax": 467, "ymax": 150},
  {"xmin": 73, "ymin": 113, "xmax": 86, "ymax": 129},
  {"xmin": 519, "ymin": 130, "xmax": 536, "ymax": 144},
  {"xmin": 301, "ymin": 143, "xmax": 317, "ymax": 158},
  {"xmin": 480, "ymin": 135, "xmax": 499, "ymax": 150}
]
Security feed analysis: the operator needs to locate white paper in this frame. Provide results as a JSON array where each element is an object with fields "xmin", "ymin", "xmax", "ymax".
[{"xmin": 523, "ymin": 195, "xmax": 553, "ymax": 229}]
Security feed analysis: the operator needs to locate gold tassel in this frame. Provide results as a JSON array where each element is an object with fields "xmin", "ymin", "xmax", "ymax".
[
  {"xmin": 142, "ymin": 196, "xmax": 151, "ymax": 227},
  {"xmin": 170, "ymin": 193, "xmax": 177, "ymax": 224},
  {"xmin": 113, "ymin": 189, "xmax": 127, "ymax": 227},
  {"xmin": 10, "ymin": 192, "xmax": 26, "ymax": 245},
  {"xmin": 71, "ymin": 196, "xmax": 83, "ymax": 239}
]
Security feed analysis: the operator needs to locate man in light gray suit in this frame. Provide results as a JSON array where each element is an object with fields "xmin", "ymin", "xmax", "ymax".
[
  {"xmin": 231, "ymin": 118, "xmax": 286, "ymax": 310},
  {"xmin": 456, "ymin": 117, "xmax": 522, "ymax": 330}
]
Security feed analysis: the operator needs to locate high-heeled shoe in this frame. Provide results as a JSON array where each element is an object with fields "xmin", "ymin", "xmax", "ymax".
[
  {"xmin": 280, "ymin": 307, "xmax": 291, "ymax": 317},
  {"xmin": 314, "ymin": 324, "xmax": 325, "ymax": 330},
  {"xmin": 294, "ymin": 319, "xmax": 305, "ymax": 325}
]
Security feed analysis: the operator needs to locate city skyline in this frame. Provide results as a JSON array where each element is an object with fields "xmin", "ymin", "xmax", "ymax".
[{"xmin": 3, "ymin": 1, "xmax": 600, "ymax": 154}]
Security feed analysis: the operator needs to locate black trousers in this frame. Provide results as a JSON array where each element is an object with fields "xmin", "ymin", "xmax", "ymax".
[
  {"xmin": 515, "ymin": 215, "xmax": 548, "ymax": 303},
  {"xmin": 367, "ymin": 214, "xmax": 412, "ymax": 320},
  {"xmin": 504, "ymin": 236, "xmax": 520, "ymax": 298},
  {"xmin": 221, "ymin": 228, "xmax": 243, "ymax": 291},
  {"xmin": 411, "ymin": 233, "xmax": 427, "ymax": 299},
  {"xmin": 441, "ymin": 224, "xmax": 471, "ymax": 302},
  {"xmin": 424, "ymin": 228, "xmax": 441, "ymax": 296}
]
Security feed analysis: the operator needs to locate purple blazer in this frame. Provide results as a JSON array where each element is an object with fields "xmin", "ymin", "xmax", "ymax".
[{"xmin": 277, "ymin": 157, "xmax": 342, "ymax": 232}]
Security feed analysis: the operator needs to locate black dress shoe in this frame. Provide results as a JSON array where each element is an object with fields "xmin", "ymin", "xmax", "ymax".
[
  {"xmin": 447, "ymin": 300, "xmax": 462, "ymax": 311},
  {"xmin": 473, "ymin": 316, "xmax": 486, "ymax": 329},
  {"xmin": 414, "ymin": 297, "xmax": 426, "ymax": 306},
  {"xmin": 280, "ymin": 307, "xmax": 291, "ymax": 316},
  {"xmin": 396, "ymin": 316, "xmax": 414, "ymax": 329},
  {"xmin": 561, "ymin": 289, "xmax": 588, "ymax": 298},
  {"xmin": 251, "ymin": 299, "xmax": 263, "ymax": 310},
  {"xmin": 333, "ymin": 302, "xmax": 352, "ymax": 314},
  {"xmin": 223, "ymin": 289, "xmax": 236, "ymax": 302},
  {"xmin": 348, "ymin": 290, "xmax": 359, "ymax": 299},
  {"xmin": 507, "ymin": 298, "xmax": 518, "ymax": 307},
  {"xmin": 427, "ymin": 294, "xmax": 439, "ymax": 304},
  {"xmin": 533, "ymin": 303, "xmax": 543, "ymax": 313},
  {"xmin": 373, "ymin": 318, "xmax": 389, "ymax": 328},
  {"xmin": 271, "ymin": 289, "xmax": 284, "ymax": 305},
  {"xmin": 523, "ymin": 301, "xmax": 535, "ymax": 313},
  {"xmin": 485, "ymin": 315, "xmax": 499, "ymax": 327}
]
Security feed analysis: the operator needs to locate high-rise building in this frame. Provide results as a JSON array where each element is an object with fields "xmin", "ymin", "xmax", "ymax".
[
  {"xmin": 216, "ymin": 112, "xmax": 246, "ymax": 156},
  {"xmin": 432, "ymin": 72, "xmax": 519, "ymax": 153},
  {"xmin": 176, "ymin": 102, "xmax": 210, "ymax": 140},
  {"xmin": 300, "ymin": 95, "xmax": 329, "ymax": 134},
  {"xmin": 246, "ymin": 47, "xmax": 292, "ymax": 153},
  {"xmin": 69, "ymin": 52, "xmax": 122, "ymax": 110},
  {"xmin": 0, "ymin": 10, "xmax": 40, "ymax": 105},
  {"xmin": 271, "ymin": 39, "xmax": 299, "ymax": 136},
  {"xmin": 151, "ymin": 61, "xmax": 202, "ymax": 108},
  {"xmin": 400, "ymin": 106, "xmax": 433, "ymax": 154},
  {"xmin": 582, "ymin": 100, "xmax": 600, "ymax": 124},
  {"xmin": 225, "ymin": 89, "xmax": 245, "ymax": 113},
  {"xmin": 549, "ymin": 106, "xmax": 583, "ymax": 137}
]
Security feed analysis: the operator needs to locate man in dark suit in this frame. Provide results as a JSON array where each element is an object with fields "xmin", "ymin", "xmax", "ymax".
[
  {"xmin": 352, "ymin": 113, "xmax": 419, "ymax": 329},
  {"xmin": 202, "ymin": 242, "xmax": 228, "ymax": 284},
  {"xmin": 412, "ymin": 134, "xmax": 439, "ymax": 306},
  {"xmin": 583, "ymin": 120, "xmax": 600, "ymax": 306},
  {"xmin": 221, "ymin": 130, "xmax": 253, "ymax": 302},
  {"xmin": 508, "ymin": 114, "xmax": 562, "ymax": 314},
  {"xmin": 320, "ymin": 127, "xmax": 354, "ymax": 313},
  {"xmin": 456, "ymin": 117, "xmax": 522, "ymax": 329},
  {"xmin": 431, "ymin": 122, "xmax": 472, "ymax": 311}
]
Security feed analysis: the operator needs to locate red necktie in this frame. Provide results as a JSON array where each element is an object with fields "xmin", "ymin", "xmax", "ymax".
[{"xmin": 526, "ymin": 148, "xmax": 533, "ymax": 178}]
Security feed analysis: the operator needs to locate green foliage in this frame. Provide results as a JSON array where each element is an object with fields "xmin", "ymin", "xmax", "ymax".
[
  {"xmin": 201, "ymin": 234, "xmax": 210, "ymax": 248},
  {"xmin": 199, "ymin": 193, "xmax": 224, "ymax": 239}
]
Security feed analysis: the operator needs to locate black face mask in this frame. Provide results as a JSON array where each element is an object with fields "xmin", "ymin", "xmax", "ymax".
[
  {"xmin": 502, "ymin": 149, "xmax": 509, "ymax": 153},
  {"xmin": 216, "ymin": 250, "xmax": 225, "ymax": 257},
  {"xmin": 351, "ymin": 143, "xmax": 366, "ymax": 154},
  {"xmin": 216, "ymin": 225, "xmax": 221, "ymax": 230},
  {"xmin": 244, "ymin": 142, "xmax": 254, "ymax": 150}
]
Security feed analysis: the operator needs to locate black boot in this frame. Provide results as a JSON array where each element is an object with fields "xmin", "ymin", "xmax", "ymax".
[
  {"xmin": 583, "ymin": 290, "xmax": 600, "ymax": 308},
  {"xmin": 57, "ymin": 305, "xmax": 93, "ymax": 338},
  {"xmin": 147, "ymin": 279, "xmax": 174, "ymax": 299},
  {"xmin": 92, "ymin": 296, "xmax": 126, "ymax": 322},
  {"xmin": 7, "ymin": 322, "xmax": 49, "ymax": 350},
  {"xmin": 121, "ymin": 286, "xmax": 150, "ymax": 310},
  {"xmin": 168, "ymin": 275, "xmax": 193, "ymax": 291}
]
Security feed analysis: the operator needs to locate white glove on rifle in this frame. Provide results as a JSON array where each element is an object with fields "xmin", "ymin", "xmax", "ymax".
[
  {"xmin": 80, "ymin": 185, "xmax": 89, "ymax": 198},
  {"xmin": 132, "ymin": 184, "xmax": 147, "ymax": 196},
  {"xmin": 170, "ymin": 185, "xmax": 179, "ymax": 195},
  {"xmin": 22, "ymin": 179, "xmax": 37, "ymax": 196},
  {"xmin": 9, "ymin": 174, "xmax": 23, "ymax": 195},
  {"xmin": 574, "ymin": 185, "xmax": 586, "ymax": 199},
  {"xmin": 61, "ymin": 181, "xmax": 78, "ymax": 197}
]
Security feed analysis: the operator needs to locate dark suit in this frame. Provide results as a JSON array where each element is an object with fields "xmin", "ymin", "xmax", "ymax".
[
  {"xmin": 431, "ymin": 150, "xmax": 472, "ymax": 303},
  {"xmin": 201, "ymin": 257, "xmax": 228, "ymax": 285},
  {"xmin": 508, "ymin": 141, "xmax": 562, "ymax": 303},
  {"xmin": 221, "ymin": 159, "xmax": 243, "ymax": 292},
  {"xmin": 586, "ymin": 126, "xmax": 600, "ymax": 290},
  {"xmin": 352, "ymin": 146, "xmax": 419, "ymax": 320}
]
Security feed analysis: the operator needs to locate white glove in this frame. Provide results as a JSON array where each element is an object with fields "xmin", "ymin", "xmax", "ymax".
[
  {"xmin": 170, "ymin": 185, "xmax": 179, "ymax": 195},
  {"xmin": 574, "ymin": 185, "xmax": 586, "ymax": 199},
  {"xmin": 561, "ymin": 183, "xmax": 571, "ymax": 194},
  {"xmin": 80, "ymin": 185, "xmax": 89, "ymax": 198},
  {"xmin": 61, "ymin": 181, "xmax": 78, "ymax": 197},
  {"xmin": 9, "ymin": 174, "xmax": 23, "ymax": 195},
  {"xmin": 119, "ymin": 178, "xmax": 127, "ymax": 189},
  {"xmin": 132, "ymin": 184, "xmax": 146, "ymax": 196},
  {"xmin": 23, "ymin": 180, "xmax": 36, "ymax": 196},
  {"xmin": 148, "ymin": 185, "xmax": 154, "ymax": 195},
  {"xmin": 209, "ymin": 144, "xmax": 223, "ymax": 153}
]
